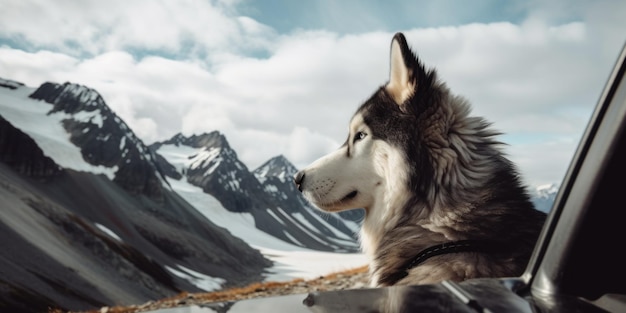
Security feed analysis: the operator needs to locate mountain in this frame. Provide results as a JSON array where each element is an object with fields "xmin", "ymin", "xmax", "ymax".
[
  {"xmin": 253, "ymin": 155, "xmax": 362, "ymax": 245},
  {"xmin": 151, "ymin": 132, "xmax": 264, "ymax": 213},
  {"xmin": 28, "ymin": 81, "xmax": 169, "ymax": 200},
  {"xmin": 150, "ymin": 134, "xmax": 360, "ymax": 253},
  {"xmin": 530, "ymin": 183, "xmax": 560, "ymax": 213},
  {"xmin": 0, "ymin": 78, "xmax": 272, "ymax": 312}
]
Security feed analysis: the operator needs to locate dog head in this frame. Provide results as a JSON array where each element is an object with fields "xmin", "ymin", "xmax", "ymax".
[{"xmin": 295, "ymin": 32, "xmax": 498, "ymax": 214}]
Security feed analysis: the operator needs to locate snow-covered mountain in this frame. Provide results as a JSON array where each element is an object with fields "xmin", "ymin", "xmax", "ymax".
[
  {"xmin": 530, "ymin": 183, "xmax": 560, "ymax": 213},
  {"xmin": 0, "ymin": 78, "xmax": 273, "ymax": 312},
  {"xmin": 150, "ymin": 133, "xmax": 360, "ymax": 252},
  {"xmin": 0, "ymin": 77, "xmax": 363, "ymax": 312},
  {"xmin": 28, "ymin": 81, "xmax": 170, "ymax": 199}
]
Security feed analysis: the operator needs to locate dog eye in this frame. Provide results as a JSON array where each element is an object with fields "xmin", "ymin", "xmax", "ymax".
[{"xmin": 353, "ymin": 131, "xmax": 367, "ymax": 143}]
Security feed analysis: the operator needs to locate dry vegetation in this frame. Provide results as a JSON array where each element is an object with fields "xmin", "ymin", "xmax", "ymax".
[{"xmin": 51, "ymin": 265, "xmax": 369, "ymax": 313}]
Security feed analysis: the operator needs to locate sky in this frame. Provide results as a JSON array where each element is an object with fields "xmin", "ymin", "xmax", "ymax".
[{"xmin": 0, "ymin": 0, "xmax": 625, "ymax": 188}]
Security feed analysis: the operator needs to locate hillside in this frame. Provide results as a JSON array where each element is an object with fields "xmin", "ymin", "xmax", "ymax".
[{"xmin": 0, "ymin": 77, "xmax": 363, "ymax": 312}]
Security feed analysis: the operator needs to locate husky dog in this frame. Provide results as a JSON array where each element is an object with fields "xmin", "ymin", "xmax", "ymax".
[{"xmin": 294, "ymin": 33, "xmax": 546, "ymax": 287}]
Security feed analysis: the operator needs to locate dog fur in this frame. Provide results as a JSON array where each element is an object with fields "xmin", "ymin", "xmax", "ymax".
[{"xmin": 294, "ymin": 32, "xmax": 546, "ymax": 287}]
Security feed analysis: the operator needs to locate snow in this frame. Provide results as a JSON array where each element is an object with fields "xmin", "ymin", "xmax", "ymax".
[
  {"xmin": 119, "ymin": 136, "xmax": 126, "ymax": 149},
  {"xmin": 276, "ymin": 170, "xmax": 289, "ymax": 182},
  {"xmin": 189, "ymin": 147, "xmax": 221, "ymax": 173},
  {"xmin": 159, "ymin": 143, "xmax": 226, "ymax": 177},
  {"xmin": 157, "ymin": 144, "xmax": 367, "ymax": 282},
  {"xmin": 341, "ymin": 220, "xmax": 362, "ymax": 234},
  {"xmin": 255, "ymin": 166, "xmax": 270, "ymax": 178},
  {"xmin": 165, "ymin": 265, "xmax": 225, "ymax": 292},
  {"xmin": 254, "ymin": 159, "xmax": 294, "ymax": 184},
  {"xmin": 264, "ymin": 184, "xmax": 278, "ymax": 193},
  {"xmin": 259, "ymin": 248, "xmax": 367, "ymax": 282},
  {"xmin": 94, "ymin": 223, "xmax": 123, "ymax": 242},
  {"xmin": 72, "ymin": 109, "xmax": 103, "ymax": 128},
  {"xmin": 98, "ymin": 133, "xmax": 111, "ymax": 141},
  {"xmin": 155, "ymin": 144, "xmax": 201, "ymax": 174},
  {"xmin": 149, "ymin": 306, "xmax": 213, "ymax": 313},
  {"xmin": 266, "ymin": 209, "xmax": 287, "ymax": 226},
  {"xmin": 167, "ymin": 177, "xmax": 366, "ymax": 281},
  {"xmin": 271, "ymin": 208, "xmax": 334, "ymax": 247},
  {"xmin": 282, "ymin": 231, "xmax": 303, "ymax": 246},
  {"xmin": 535, "ymin": 183, "xmax": 560, "ymax": 198},
  {"xmin": 0, "ymin": 85, "xmax": 117, "ymax": 179},
  {"xmin": 225, "ymin": 171, "xmax": 240, "ymax": 190},
  {"xmin": 291, "ymin": 213, "xmax": 322, "ymax": 235},
  {"xmin": 293, "ymin": 212, "xmax": 355, "ymax": 241}
]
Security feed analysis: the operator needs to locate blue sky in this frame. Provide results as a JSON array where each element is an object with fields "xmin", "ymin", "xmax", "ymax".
[
  {"xmin": 1, "ymin": 0, "xmax": 625, "ymax": 188},
  {"xmin": 245, "ymin": 0, "xmax": 527, "ymax": 33}
]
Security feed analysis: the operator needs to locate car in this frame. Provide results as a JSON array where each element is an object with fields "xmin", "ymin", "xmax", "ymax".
[{"xmin": 145, "ymin": 43, "xmax": 626, "ymax": 313}]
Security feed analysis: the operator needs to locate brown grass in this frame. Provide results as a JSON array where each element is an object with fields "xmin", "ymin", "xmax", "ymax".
[{"xmin": 61, "ymin": 265, "xmax": 368, "ymax": 313}]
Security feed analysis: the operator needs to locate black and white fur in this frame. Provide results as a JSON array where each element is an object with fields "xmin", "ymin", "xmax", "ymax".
[{"xmin": 294, "ymin": 33, "xmax": 546, "ymax": 287}]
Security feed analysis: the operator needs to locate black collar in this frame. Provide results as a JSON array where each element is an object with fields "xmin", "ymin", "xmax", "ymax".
[{"xmin": 379, "ymin": 240, "xmax": 508, "ymax": 286}]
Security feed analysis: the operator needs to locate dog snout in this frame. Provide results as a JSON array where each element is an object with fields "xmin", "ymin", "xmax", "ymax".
[{"xmin": 294, "ymin": 170, "xmax": 305, "ymax": 192}]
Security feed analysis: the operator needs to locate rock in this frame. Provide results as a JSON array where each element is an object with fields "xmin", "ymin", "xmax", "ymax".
[{"xmin": 0, "ymin": 116, "xmax": 62, "ymax": 179}]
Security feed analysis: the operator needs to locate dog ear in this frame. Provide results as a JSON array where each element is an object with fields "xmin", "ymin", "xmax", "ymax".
[{"xmin": 385, "ymin": 33, "xmax": 416, "ymax": 106}]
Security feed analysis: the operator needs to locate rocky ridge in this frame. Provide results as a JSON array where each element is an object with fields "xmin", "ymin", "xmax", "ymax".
[
  {"xmin": 151, "ymin": 132, "xmax": 361, "ymax": 252},
  {"xmin": 30, "ymin": 82, "xmax": 168, "ymax": 201}
]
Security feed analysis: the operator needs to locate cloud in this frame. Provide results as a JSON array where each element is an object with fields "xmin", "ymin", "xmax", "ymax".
[
  {"xmin": 287, "ymin": 127, "xmax": 341, "ymax": 168},
  {"xmin": 0, "ymin": 48, "xmax": 79, "ymax": 83},
  {"xmin": 1, "ymin": 1, "xmax": 625, "ymax": 187},
  {"xmin": 0, "ymin": 0, "xmax": 273, "ymax": 57},
  {"xmin": 505, "ymin": 138, "xmax": 580, "ymax": 187}
]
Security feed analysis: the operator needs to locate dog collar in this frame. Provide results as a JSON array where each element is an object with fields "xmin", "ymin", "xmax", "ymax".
[{"xmin": 379, "ymin": 240, "xmax": 508, "ymax": 285}]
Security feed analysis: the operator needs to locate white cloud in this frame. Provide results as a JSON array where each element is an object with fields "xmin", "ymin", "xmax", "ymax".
[
  {"xmin": 0, "ymin": 48, "xmax": 79, "ymax": 85},
  {"xmin": 0, "ymin": 0, "xmax": 270, "ymax": 56},
  {"xmin": 505, "ymin": 138, "xmax": 580, "ymax": 188},
  {"xmin": 287, "ymin": 127, "xmax": 340, "ymax": 168},
  {"xmin": 1, "ymin": 1, "xmax": 625, "ymax": 187}
]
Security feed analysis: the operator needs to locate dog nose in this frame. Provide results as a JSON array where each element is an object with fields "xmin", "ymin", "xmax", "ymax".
[{"xmin": 294, "ymin": 171, "xmax": 305, "ymax": 192}]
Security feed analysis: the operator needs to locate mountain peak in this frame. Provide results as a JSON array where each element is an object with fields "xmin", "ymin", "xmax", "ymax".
[
  {"xmin": 254, "ymin": 154, "xmax": 298, "ymax": 182},
  {"xmin": 30, "ymin": 82, "xmax": 106, "ymax": 114},
  {"xmin": 24, "ymin": 80, "xmax": 167, "ymax": 201},
  {"xmin": 269, "ymin": 154, "xmax": 291, "ymax": 165},
  {"xmin": 531, "ymin": 182, "xmax": 560, "ymax": 213},
  {"xmin": 534, "ymin": 183, "xmax": 560, "ymax": 199},
  {"xmin": 189, "ymin": 131, "xmax": 230, "ymax": 149},
  {"xmin": 160, "ymin": 131, "xmax": 230, "ymax": 150}
]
